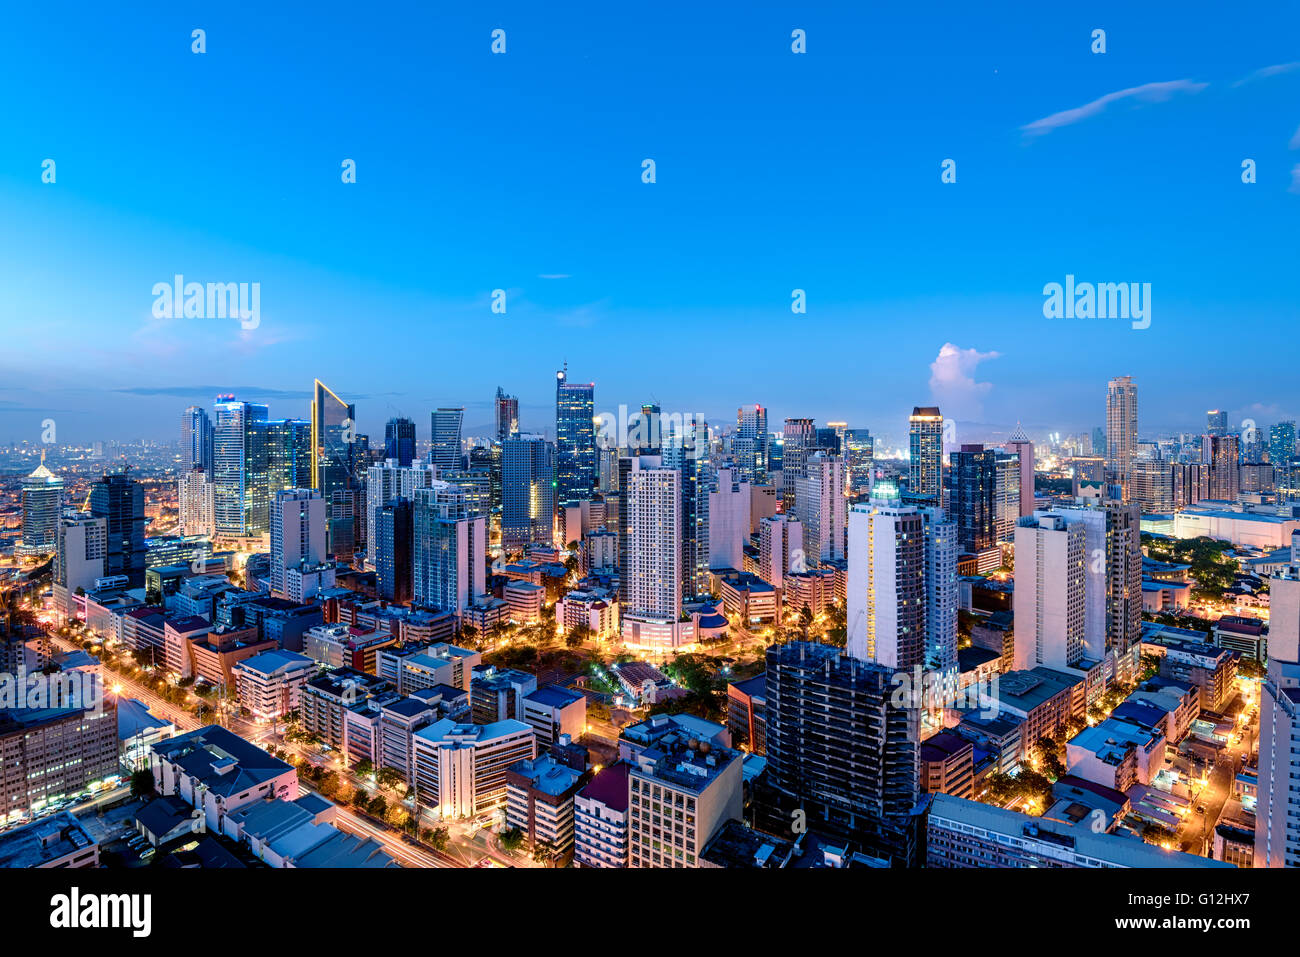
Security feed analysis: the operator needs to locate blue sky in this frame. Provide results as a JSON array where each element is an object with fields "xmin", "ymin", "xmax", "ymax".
[{"xmin": 1, "ymin": 0, "xmax": 1298, "ymax": 448}]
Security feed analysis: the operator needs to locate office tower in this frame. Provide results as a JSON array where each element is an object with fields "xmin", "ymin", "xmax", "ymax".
[
  {"xmin": 502, "ymin": 435, "xmax": 556, "ymax": 548},
  {"xmin": 759, "ymin": 514, "xmax": 803, "ymax": 589},
  {"xmin": 921, "ymin": 506, "xmax": 958, "ymax": 678},
  {"xmin": 793, "ymin": 451, "xmax": 845, "ymax": 566},
  {"xmin": 616, "ymin": 452, "xmax": 660, "ymax": 584},
  {"xmin": 1012, "ymin": 514, "xmax": 1087, "ymax": 671},
  {"xmin": 20, "ymin": 454, "xmax": 62, "ymax": 553},
  {"xmin": 629, "ymin": 403, "xmax": 662, "ymax": 455},
  {"xmin": 1092, "ymin": 426, "xmax": 1106, "ymax": 457},
  {"xmin": 1255, "ymin": 562, "xmax": 1300, "ymax": 867},
  {"xmin": 993, "ymin": 450, "xmax": 1021, "ymax": 545},
  {"xmin": 950, "ymin": 444, "xmax": 996, "ymax": 554},
  {"xmin": 311, "ymin": 379, "xmax": 355, "ymax": 500},
  {"xmin": 781, "ymin": 418, "xmax": 815, "ymax": 511},
  {"xmin": 1202, "ymin": 433, "xmax": 1241, "ymax": 501},
  {"xmin": 89, "ymin": 472, "xmax": 146, "ymax": 587},
  {"xmin": 908, "ymin": 407, "xmax": 943, "ymax": 501},
  {"xmin": 365, "ymin": 459, "xmax": 440, "ymax": 569},
  {"xmin": 442, "ymin": 465, "xmax": 492, "ymax": 520},
  {"xmin": 1270, "ymin": 421, "xmax": 1296, "ymax": 467},
  {"xmin": 262, "ymin": 417, "xmax": 312, "ymax": 495},
  {"xmin": 1130, "ymin": 460, "xmax": 1175, "ymax": 512},
  {"xmin": 53, "ymin": 514, "xmax": 107, "ymax": 617},
  {"xmin": 624, "ymin": 468, "xmax": 682, "ymax": 620},
  {"xmin": 270, "ymin": 488, "xmax": 328, "ymax": 600},
  {"xmin": 180, "ymin": 406, "xmax": 214, "ymax": 472},
  {"xmin": 0, "ymin": 706, "xmax": 118, "ymax": 819},
  {"xmin": 663, "ymin": 418, "xmax": 711, "ymax": 599},
  {"xmin": 734, "ymin": 405, "xmax": 769, "ymax": 484},
  {"xmin": 373, "ymin": 498, "xmax": 414, "ymax": 604},
  {"xmin": 214, "ymin": 395, "xmax": 269, "ymax": 537},
  {"xmin": 429, "ymin": 408, "xmax": 465, "ymax": 470},
  {"xmin": 412, "ymin": 482, "xmax": 486, "ymax": 614},
  {"xmin": 1206, "ymin": 409, "xmax": 1229, "ymax": 437},
  {"xmin": 1172, "ymin": 462, "xmax": 1211, "ymax": 507},
  {"xmin": 178, "ymin": 466, "xmax": 216, "ymax": 538},
  {"xmin": 1003, "ymin": 426, "xmax": 1035, "ymax": 517},
  {"xmin": 762, "ymin": 642, "xmax": 919, "ymax": 866},
  {"xmin": 1104, "ymin": 499, "xmax": 1143, "ymax": 672},
  {"xmin": 384, "ymin": 416, "xmax": 417, "ymax": 467},
  {"xmin": 1105, "ymin": 376, "xmax": 1138, "ymax": 489},
  {"xmin": 822, "ymin": 422, "xmax": 848, "ymax": 454},
  {"xmin": 494, "ymin": 386, "xmax": 519, "ymax": 443},
  {"xmin": 846, "ymin": 483, "xmax": 926, "ymax": 669},
  {"xmin": 706, "ymin": 466, "xmax": 750, "ymax": 570},
  {"xmin": 555, "ymin": 367, "xmax": 596, "ymax": 502},
  {"xmin": 844, "ymin": 428, "xmax": 874, "ymax": 497}
]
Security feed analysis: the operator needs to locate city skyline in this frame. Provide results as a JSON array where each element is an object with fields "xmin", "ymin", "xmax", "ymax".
[{"xmin": 3, "ymin": 3, "xmax": 1299, "ymax": 442}]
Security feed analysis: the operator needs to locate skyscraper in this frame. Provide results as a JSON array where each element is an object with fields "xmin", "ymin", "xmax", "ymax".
[
  {"xmin": 1104, "ymin": 499, "xmax": 1143, "ymax": 676},
  {"xmin": 793, "ymin": 451, "xmax": 845, "ymax": 566},
  {"xmin": 269, "ymin": 488, "xmax": 328, "ymax": 600},
  {"xmin": 759, "ymin": 514, "xmax": 803, "ymax": 588},
  {"xmin": 950, "ymin": 444, "xmax": 996, "ymax": 554},
  {"xmin": 1003, "ymin": 426, "xmax": 1035, "ymax": 517},
  {"xmin": 502, "ymin": 434, "xmax": 556, "ymax": 548},
  {"xmin": 663, "ymin": 418, "xmax": 711, "ymax": 599},
  {"xmin": 412, "ymin": 482, "xmax": 486, "ymax": 614},
  {"xmin": 180, "ymin": 406, "xmax": 214, "ymax": 472},
  {"xmin": 178, "ymin": 466, "xmax": 216, "ymax": 538},
  {"xmin": 846, "ymin": 483, "xmax": 926, "ymax": 670},
  {"xmin": 1255, "ymin": 559, "xmax": 1300, "ymax": 868},
  {"xmin": 706, "ymin": 466, "xmax": 749, "ymax": 571},
  {"xmin": 374, "ymin": 498, "xmax": 414, "ymax": 604},
  {"xmin": 908, "ymin": 407, "xmax": 943, "ymax": 501},
  {"xmin": 311, "ymin": 379, "xmax": 355, "ymax": 499},
  {"xmin": 20, "ymin": 454, "xmax": 62, "ymax": 554},
  {"xmin": 993, "ymin": 450, "xmax": 1021, "ymax": 545},
  {"xmin": 384, "ymin": 417, "xmax": 417, "ymax": 468},
  {"xmin": 555, "ymin": 368, "xmax": 596, "ymax": 502},
  {"xmin": 1206, "ymin": 409, "xmax": 1229, "ymax": 436},
  {"xmin": 781, "ymin": 418, "xmax": 815, "ymax": 512},
  {"xmin": 494, "ymin": 386, "xmax": 519, "ymax": 443},
  {"xmin": 1202, "ymin": 433, "xmax": 1241, "ymax": 501},
  {"xmin": 89, "ymin": 472, "xmax": 146, "ymax": 587},
  {"xmin": 734, "ymin": 405, "xmax": 768, "ymax": 484},
  {"xmin": 214, "ymin": 395, "xmax": 269, "ymax": 538},
  {"xmin": 844, "ymin": 428, "xmax": 874, "ymax": 498},
  {"xmin": 761, "ymin": 641, "xmax": 919, "ymax": 866},
  {"xmin": 624, "ymin": 468, "xmax": 682, "ymax": 620},
  {"xmin": 1270, "ymin": 421, "xmax": 1296, "ymax": 467},
  {"xmin": 429, "ymin": 408, "xmax": 465, "ymax": 471},
  {"xmin": 1105, "ymin": 376, "xmax": 1138, "ymax": 490},
  {"xmin": 1012, "ymin": 513, "xmax": 1087, "ymax": 671}
]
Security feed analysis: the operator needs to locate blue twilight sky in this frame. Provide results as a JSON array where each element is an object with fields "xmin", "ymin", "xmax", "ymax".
[{"xmin": 1, "ymin": 0, "xmax": 1298, "ymax": 449}]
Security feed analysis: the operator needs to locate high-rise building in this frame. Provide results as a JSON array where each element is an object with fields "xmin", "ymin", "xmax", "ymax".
[
  {"xmin": 374, "ymin": 498, "xmax": 414, "ymax": 604},
  {"xmin": 734, "ymin": 405, "xmax": 768, "ymax": 484},
  {"xmin": 1202, "ymin": 433, "xmax": 1240, "ymax": 501},
  {"xmin": 663, "ymin": 419, "xmax": 711, "ymax": 599},
  {"xmin": 921, "ymin": 506, "xmax": 958, "ymax": 679},
  {"xmin": 384, "ymin": 417, "xmax": 417, "ymax": 468},
  {"xmin": 494, "ymin": 387, "xmax": 519, "ymax": 443},
  {"xmin": 1012, "ymin": 513, "xmax": 1087, "ymax": 671},
  {"xmin": 1105, "ymin": 376, "xmax": 1138, "ymax": 490},
  {"xmin": 53, "ymin": 514, "xmax": 107, "ymax": 617},
  {"xmin": 555, "ymin": 368, "xmax": 596, "ymax": 502},
  {"xmin": 993, "ymin": 450, "xmax": 1021, "ymax": 545},
  {"xmin": 781, "ymin": 418, "xmax": 815, "ymax": 512},
  {"xmin": 1003, "ymin": 426, "xmax": 1035, "ymax": 517},
  {"xmin": 1270, "ymin": 421, "xmax": 1296, "ymax": 467},
  {"xmin": 502, "ymin": 435, "xmax": 555, "ymax": 548},
  {"xmin": 178, "ymin": 466, "xmax": 216, "ymax": 538},
  {"xmin": 311, "ymin": 379, "xmax": 355, "ymax": 501},
  {"xmin": 269, "ymin": 489, "xmax": 328, "ymax": 601},
  {"xmin": 793, "ymin": 451, "xmax": 845, "ymax": 566},
  {"xmin": 1130, "ymin": 460, "xmax": 1175, "ymax": 513},
  {"xmin": 908, "ymin": 407, "xmax": 943, "ymax": 501},
  {"xmin": 20, "ymin": 454, "xmax": 62, "ymax": 554},
  {"xmin": 762, "ymin": 641, "xmax": 919, "ymax": 866},
  {"xmin": 214, "ymin": 395, "xmax": 269, "ymax": 538},
  {"xmin": 759, "ymin": 514, "xmax": 803, "ymax": 589},
  {"xmin": 429, "ymin": 408, "xmax": 465, "ymax": 471},
  {"xmin": 623, "ymin": 468, "xmax": 682, "ymax": 620},
  {"xmin": 412, "ymin": 482, "xmax": 486, "ymax": 615},
  {"xmin": 262, "ymin": 418, "xmax": 312, "ymax": 496},
  {"xmin": 846, "ymin": 483, "xmax": 926, "ymax": 670},
  {"xmin": 1104, "ymin": 499, "xmax": 1143, "ymax": 675},
  {"xmin": 844, "ymin": 428, "xmax": 874, "ymax": 498},
  {"xmin": 950, "ymin": 444, "xmax": 996, "ymax": 554},
  {"xmin": 1255, "ymin": 560, "xmax": 1300, "ymax": 867},
  {"xmin": 1206, "ymin": 409, "xmax": 1229, "ymax": 437},
  {"xmin": 706, "ymin": 466, "xmax": 750, "ymax": 571},
  {"xmin": 181, "ymin": 406, "xmax": 214, "ymax": 473},
  {"xmin": 89, "ymin": 472, "xmax": 146, "ymax": 587}
]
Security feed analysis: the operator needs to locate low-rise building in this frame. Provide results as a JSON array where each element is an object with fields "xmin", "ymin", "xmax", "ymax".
[
  {"xmin": 574, "ymin": 761, "xmax": 631, "ymax": 868},
  {"xmin": 521, "ymin": 685, "xmax": 586, "ymax": 749},
  {"xmin": 504, "ymin": 754, "xmax": 586, "ymax": 865},
  {"xmin": 233, "ymin": 650, "xmax": 317, "ymax": 722},
  {"xmin": 411, "ymin": 718, "xmax": 536, "ymax": 820}
]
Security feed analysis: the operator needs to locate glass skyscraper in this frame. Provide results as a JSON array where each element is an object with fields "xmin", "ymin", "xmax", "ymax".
[
  {"xmin": 555, "ymin": 367, "xmax": 596, "ymax": 502},
  {"xmin": 384, "ymin": 416, "xmax": 417, "ymax": 467},
  {"xmin": 502, "ymin": 434, "xmax": 556, "ymax": 548}
]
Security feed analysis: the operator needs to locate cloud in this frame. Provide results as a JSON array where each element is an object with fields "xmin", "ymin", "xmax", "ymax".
[
  {"xmin": 1232, "ymin": 62, "xmax": 1300, "ymax": 87},
  {"xmin": 1290, "ymin": 164, "xmax": 1300, "ymax": 194},
  {"xmin": 1291, "ymin": 123, "xmax": 1300, "ymax": 150},
  {"xmin": 537, "ymin": 274, "xmax": 572, "ymax": 280},
  {"xmin": 929, "ymin": 343, "xmax": 999, "ymax": 419},
  {"xmin": 1020, "ymin": 79, "xmax": 1208, "ymax": 138},
  {"xmin": 114, "ymin": 386, "xmax": 313, "ymax": 399}
]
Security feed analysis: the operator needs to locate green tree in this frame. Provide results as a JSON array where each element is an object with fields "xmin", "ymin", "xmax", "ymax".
[
  {"xmin": 130, "ymin": 769, "xmax": 156, "ymax": 798},
  {"xmin": 498, "ymin": 826, "xmax": 525, "ymax": 853}
]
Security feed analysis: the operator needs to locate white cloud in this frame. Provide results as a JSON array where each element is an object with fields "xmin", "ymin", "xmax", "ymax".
[
  {"xmin": 929, "ymin": 343, "xmax": 999, "ymax": 419},
  {"xmin": 1289, "ymin": 164, "xmax": 1300, "ymax": 194},
  {"xmin": 1232, "ymin": 62, "xmax": 1300, "ymax": 87},
  {"xmin": 1021, "ymin": 79, "xmax": 1207, "ymax": 138}
]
